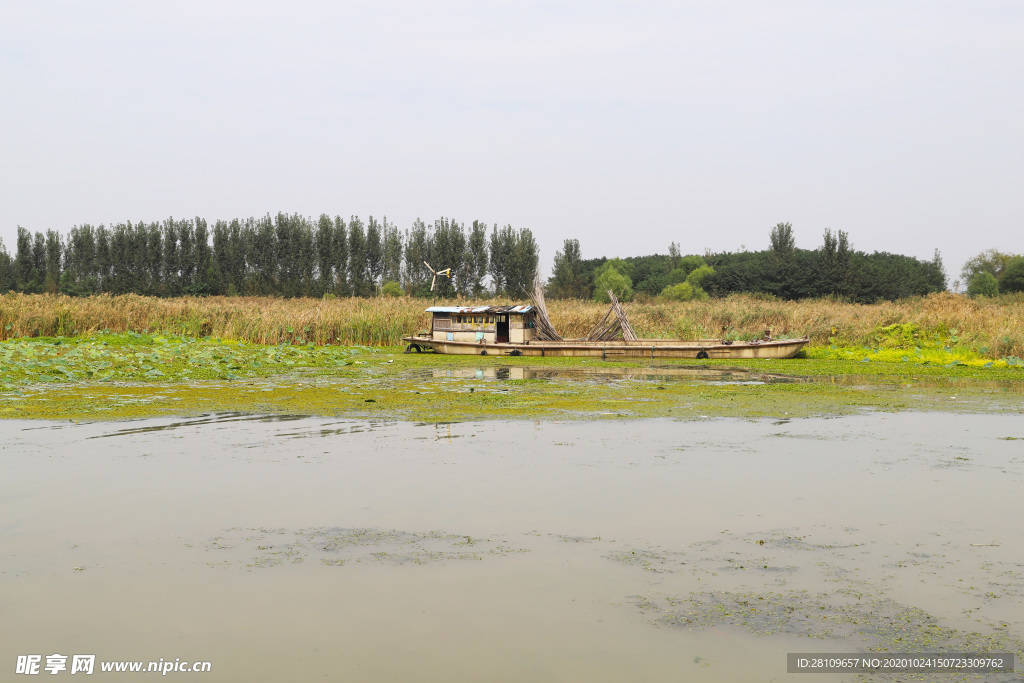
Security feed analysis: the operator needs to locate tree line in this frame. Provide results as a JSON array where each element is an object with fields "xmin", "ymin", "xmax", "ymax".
[
  {"xmin": 0, "ymin": 214, "xmax": 539, "ymax": 299},
  {"xmin": 4, "ymin": 217, "xmax": 1006, "ymax": 303},
  {"xmin": 547, "ymin": 223, "xmax": 950, "ymax": 303}
]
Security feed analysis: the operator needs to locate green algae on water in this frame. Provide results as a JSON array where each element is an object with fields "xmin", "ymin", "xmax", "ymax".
[{"xmin": 2, "ymin": 335, "xmax": 1023, "ymax": 421}]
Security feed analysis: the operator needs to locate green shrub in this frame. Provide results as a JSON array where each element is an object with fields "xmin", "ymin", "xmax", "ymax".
[
  {"xmin": 660, "ymin": 282, "xmax": 694, "ymax": 301},
  {"xmin": 967, "ymin": 271, "xmax": 999, "ymax": 297},
  {"xmin": 686, "ymin": 264, "xmax": 715, "ymax": 289},
  {"xmin": 666, "ymin": 268, "xmax": 689, "ymax": 285},
  {"xmin": 593, "ymin": 264, "xmax": 633, "ymax": 303}
]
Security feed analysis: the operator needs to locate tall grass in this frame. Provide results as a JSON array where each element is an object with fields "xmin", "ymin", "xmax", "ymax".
[
  {"xmin": 548, "ymin": 293, "xmax": 1024, "ymax": 358},
  {"xmin": 0, "ymin": 294, "xmax": 428, "ymax": 347},
  {"xmin": 2, "ymin": 292, "xmax": 1023, "ymax": 358}
]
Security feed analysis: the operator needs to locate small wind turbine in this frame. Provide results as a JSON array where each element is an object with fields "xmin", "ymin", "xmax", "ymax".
[{"xmin": 423, "ymin": 261, "xmax": 452, "ymax": 292}]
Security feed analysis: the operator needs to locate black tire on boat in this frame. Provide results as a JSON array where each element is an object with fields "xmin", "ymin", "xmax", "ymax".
[
  {"xmin": 404, "ymin": 343, "xmax": 421, "ymax": 354},
  {"xmin": 481, "ymin": 349, "xmax": 488, "ymax": 356},
  {"xmin": 509, "ymin": 349, "xmax": 522, "ymax": 357},
  {"xmin": 696, "ymin": 350, "xmax": 709, "ymax": 359}
]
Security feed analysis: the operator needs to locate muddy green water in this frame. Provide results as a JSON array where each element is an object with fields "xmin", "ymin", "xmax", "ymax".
[{"xmin": 2, "ymin": 411, "xmax": 1022, "ymax": 681}]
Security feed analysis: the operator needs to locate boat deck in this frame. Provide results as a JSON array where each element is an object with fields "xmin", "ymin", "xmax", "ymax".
[{"xmin": 402, "ymin": 335, "xmax": 809, "ymax": 360}]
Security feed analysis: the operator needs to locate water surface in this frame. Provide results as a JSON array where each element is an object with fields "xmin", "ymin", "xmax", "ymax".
[{"xmin": 2, "ymin": 412, "xmax": 1022, "ymax": 681}]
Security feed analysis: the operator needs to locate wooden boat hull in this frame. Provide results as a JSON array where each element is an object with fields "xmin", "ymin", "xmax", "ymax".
[{"xmin": 401, "ymin": 336, "xmax": 809, "ymax": 360}]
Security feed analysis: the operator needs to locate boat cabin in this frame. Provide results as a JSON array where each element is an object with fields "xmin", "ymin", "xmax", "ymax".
[{"xmin": 426, "ymin": 305, "xmax": 537, "ymax": 345}]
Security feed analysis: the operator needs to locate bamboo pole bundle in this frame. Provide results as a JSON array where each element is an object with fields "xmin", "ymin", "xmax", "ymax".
[
  {"xmin": 583, "ymin": 291, "xmax": 638, "ymax": 341},
  {"xmin": 610, "ymin": 291, "xmax": 638, "ymax": 341},
  {"xmin": 583, "ymin": 306, "xmax": 617, "ymax": 341},
  {"xmin": 529, "ymin": 275, "xmax": 564, "ymax": 341},
  {"xmin": 582, "ymin": 291, "xmax": 626, "ymax": 341}
]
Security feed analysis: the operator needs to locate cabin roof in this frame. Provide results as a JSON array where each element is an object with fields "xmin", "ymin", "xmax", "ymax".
[{"xmin": 425, "ymin": 305, "xmax": 534, "ymax": 314}]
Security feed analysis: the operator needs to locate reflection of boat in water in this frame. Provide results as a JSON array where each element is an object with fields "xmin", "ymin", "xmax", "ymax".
[
  {"xmin": 430, "ymin": 366, "xmax": 810, "ymax": 384},
  {"xmin": 402, "ymin": 304, "xmax": 809, "ymax": 360}
]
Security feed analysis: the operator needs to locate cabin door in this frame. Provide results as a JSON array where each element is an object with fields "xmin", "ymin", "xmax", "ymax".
[{"xmin": 496, "ymin": 315, "xmax": 509, "ymax": 343}]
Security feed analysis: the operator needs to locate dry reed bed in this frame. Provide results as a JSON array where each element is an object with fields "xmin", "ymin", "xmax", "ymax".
[
  {"xmin": 1, "ymin": 293, "xmax": 1023, "ymax": 357},
  {"xmin": 550, "ymin": 293, "xmax": 1024, "ymax": 356},
  {"xmin": 0, "ymin": 294, "xmax": 425, "ymax": 346}
]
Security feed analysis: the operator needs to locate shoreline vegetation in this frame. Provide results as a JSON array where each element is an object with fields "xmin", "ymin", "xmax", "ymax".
[
  {"xmin": 1, "ymin": 292, "xmax": 1023, "ymax": 422},
  {"xmin": 1, "ymin": 291, "xmax": 1023, "ymax": 361}
]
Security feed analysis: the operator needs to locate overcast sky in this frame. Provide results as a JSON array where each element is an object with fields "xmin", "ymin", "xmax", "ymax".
[{"xmin": 2, "ymin": 1, "xmax": 1021, "ymax": 285}]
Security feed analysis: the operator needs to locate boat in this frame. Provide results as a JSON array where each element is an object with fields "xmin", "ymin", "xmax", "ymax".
[{"xmin": 402, "ymin": 305, "xmax": 809, "ymax": 360}]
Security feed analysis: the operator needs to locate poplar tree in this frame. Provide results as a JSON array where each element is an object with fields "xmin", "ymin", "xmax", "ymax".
[
  {"xmin": 145, "ymin": 222, "xmax": 163, "ymax": 295},
  {"xmin": 488, "ymin": 225, "xmax": 514, "ymax": 295},
  {"xmin": 211, "ymin": 220, "xmax": 230, "ymax": 296},
  {"xmin": 32, "ymin": 232, "xmax": 47, "ymax": 293},
  {"xmin": 295, "ymin": 215, "xmax": 315, "ymax": 297},
  {"xmin": 365, "ymin": 216, "xmax": 384, "ymax": 293},
  {"xmin": 239, "ymin": 219, "xmax": 256, "ymax": 294},
  {"xmin": 0, "ymin": 239, "xmax": 13, "ymax": 292},
  {"xmin": 62, "ymin": 224, "xmax": 97, "ymax": 295},
  {"xmin": 314, "ymin": 214, "xmax": 334, "ymax": 297},
  {"xmin": 549, "ymin": 238, "xmax": 585, "ymax": 299},
  {"xmin": 331, "ymin": 215, "xmax": 348, "ymax": 295},
  {"xmin": 227, "ymin": 218, "xmax": 245, "ymax": 294},
  {"xmin": 347, "ymin": 217, "xmax": 368, "ymax": 296},
  {"xmin": 44, "ymin": 229, "xmax": 63, "ymax": 293},
  {"xmin": 466, "ymin": 220, "xmax": 489, "ymax": 297},
  {"xmin": 382, "ymin": 217, "xmax": 403, "ymax": 287},
  {"xmin": 817, "ymin": 228, "xmax": 851, "ymax": 296},
  {"xmin": 96, "ymin": 226, "xmax": 112, "ymax": 291},
  {"xmin": 274, "ymin": 212, "xmax": 296, "ymax": 296},
  {"xmin": 193, "ymin": 217, "xmax": 212, "ymax": 295},
  {"xmin": 14, "ymin": 227, "xmax": 37, "ymax": 292},
  {"xmin": 668, "ymin": 241, "xmax": 681, "ymax": 270},
  {"xmin": 178, "ymin": 219, "xmax": 195, "ymax": 293},
  {"xmin": 127, "ymin": 223, "xmax": 147, "ymax": 295},
  {"xmin": 506, "ymin": 228, "xmax": 539, "ymax": 297},
  {"xmin": 769, "ymin": 222, "xmax": 796, "ymax": 260},
  {"xmin": 403, "ymin": 218, "xmax": 431, "ymax": 295},
  {"xmin": 253, "ymin": 214, "xmax": 276, "ymax": 295},
  {"xmin": 162, "ymin": 219, "xmax": 180, "ymax": 295},
  {"xmin": 431, "ymin": 218, "xmax": 465, "ymax": 296},
  {"xmin": 109, "ymin": 224, "xmax": 130, "ymax": 294}
]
